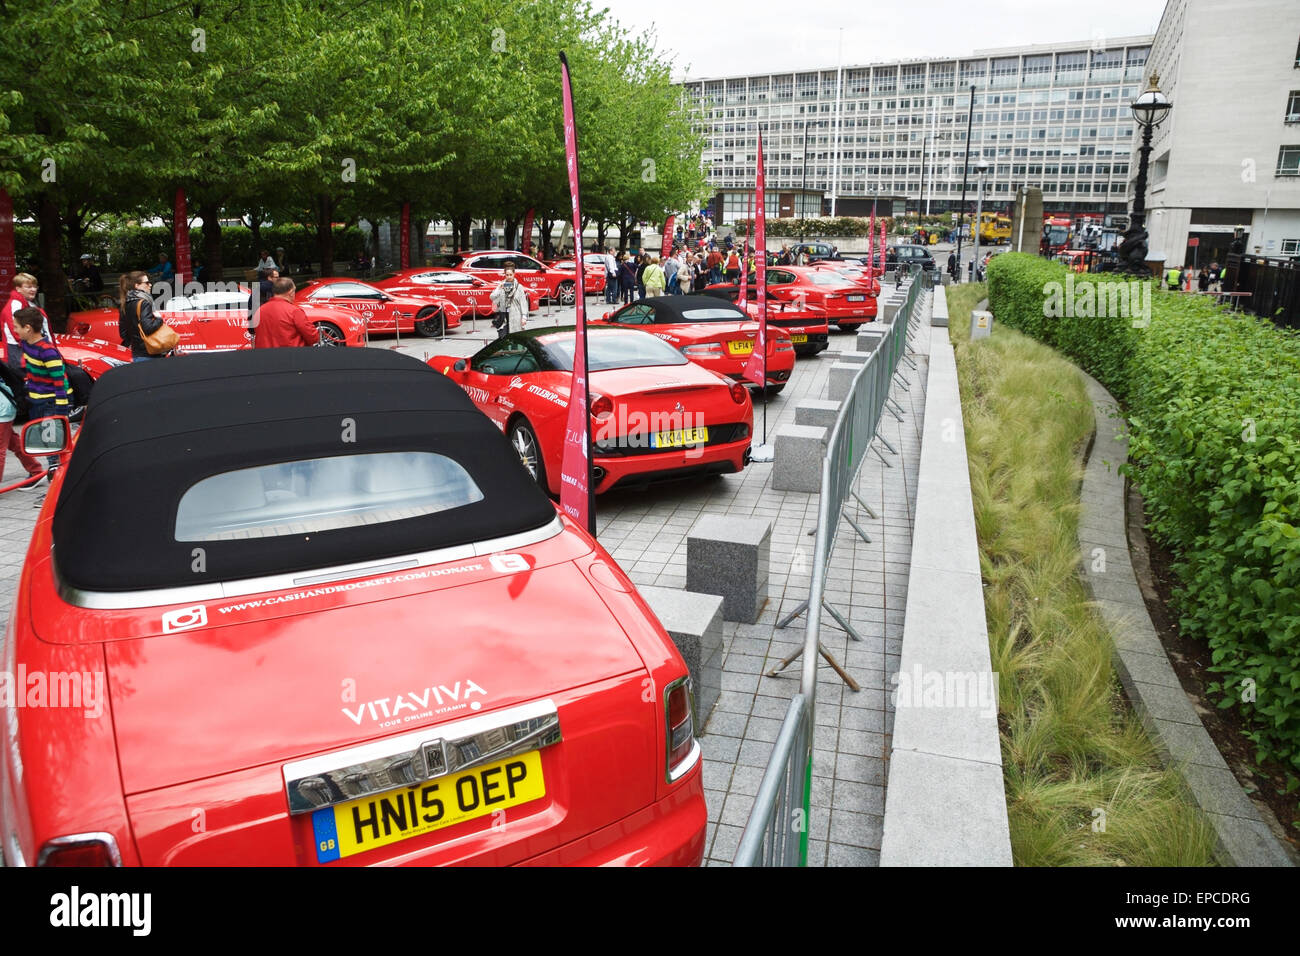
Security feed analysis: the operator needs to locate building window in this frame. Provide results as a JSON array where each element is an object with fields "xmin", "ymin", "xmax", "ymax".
[
  {"xmin": 1278, "ymin": 146, "xmax": 1300, "ymax": 176},
  {"xmin": 1288, "ymin": 91, "xmax": 1300, "ymax": 123},
  {"xmin": 1281, "ymin": 239, "xmax": 1300, "ymax": 255}
]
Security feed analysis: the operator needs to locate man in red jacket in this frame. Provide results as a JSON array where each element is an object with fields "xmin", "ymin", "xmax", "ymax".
[{"xmin": 252, "ymin": 277, "xmax": 319, "ymax": 348}]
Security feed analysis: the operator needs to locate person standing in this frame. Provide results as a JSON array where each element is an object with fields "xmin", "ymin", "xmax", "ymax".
[
  {"xmin": 147, "ymin": 252, "xmax": 174, "ymax": 283},
  {"xmin": 118, "ymin": 271, "xmax": 167, "ymax": 362},
  {"xmin": 1197, "ymin": 267, "xmax": 1210, "ymax": 292},
  {"xmin": 257, "ymin": 249, "xmax": 278, "ymax": 272},
  {"xmin": 603, "ymin": 248, "xmax": 619, "ymax": 304},
  {"xmin": 72, "ymin": 254, "xmax": 104, "ymax": 293},
  {"xmin": 663, "ymin": 252, "xmax": 679, "ymax": 294},
  {"xmin": 706, "ymin": 246, "xmax": 723, "ymax": 285},
  {"xmin": 635, "ymin": 253, "xmax": 649, "ymax": 300},
  {"xmin": 724, "ymin": 247, "xmax": 741, "ymax": 284},
  {"xmin": 643, "ymin": 256, "xmax": 666, "ymax": 297},
  {"xmin": 252, "ymin": 277, "xmax": 320, "ymax": 348},
  {"xmin": 617, "ymin": 253, "xmax": 637, "ymax": 304},
  {"xmin": 6, "ymin": 273, "xmax": 48, "ymax": 370},
  {"xmin": 489, "ymin": 262, "xmax": 530, "ymax": 339},
  {"xmin": 947, "ymin": 250, "xmax": 958, "ymax": 279},
  {"xmin": 14, "ymin": 307, "xmax": 69, "ymax": 421}
]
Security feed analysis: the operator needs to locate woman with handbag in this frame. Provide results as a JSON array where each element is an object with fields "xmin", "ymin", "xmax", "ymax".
[
  {"xmin": 117, "ymin": 271, "xmax": 177, "ymax": 361},
  {"xmin": 489, "ymin": 262, "xmax": 530, "ymax": 340}
]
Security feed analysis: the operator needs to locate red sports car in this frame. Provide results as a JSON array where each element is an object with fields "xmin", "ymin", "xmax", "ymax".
[
  {"xmin": 811, "ymin": 262, "xmax": 883, "ymax": 296},
  {"xmin": 296, "ymin": 279, "xmax": 460, "ymax": 337},
  {"xmin": 594, "ymin": 295, "xmax": 795, "ymax": 393},
  {"xmin": 0, "ymin": 348, "xmax": 705, "ymax": 866},
  {"xmin": 696, "ymin": 287, "xmax": 831, "ymax": 356},
  {"xmin": 707, "ymin": 265, "xmax": 877, "ymax": 329},
  {"xmin": 430, "ymin": 326, "xmax": 753, "ymax": 496},
  {"xmin": 544, "ymin": 255, "xmax": 608, "ymax": 296},
  {"xmin": 371, "ymin": 269, "xmax": 541, "ymax": 318},
  {"xmin": 69, "ymin": 288, "xmax": 369, "ymax": 350},
  {"xmin": 435, "ymin": 251, "xmax": 581, "ymax": 306}
]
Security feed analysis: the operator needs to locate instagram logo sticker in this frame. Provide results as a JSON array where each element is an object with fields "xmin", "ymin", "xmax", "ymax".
[{"xmin": 162, "ymin": 604, "xmax": 208, "ymax": 633}]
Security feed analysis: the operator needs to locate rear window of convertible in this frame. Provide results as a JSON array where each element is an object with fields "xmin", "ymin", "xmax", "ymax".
[{"xmin": 175, "ymin": 452, "xmax": 484, "ymax": 541}]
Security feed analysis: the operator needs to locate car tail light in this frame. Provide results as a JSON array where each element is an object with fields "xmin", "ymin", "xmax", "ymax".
[
  {"xmin": 776, "ymin": 340, "xmax": 794, "ymax": 352},
  {"xmin": 729, "ymin": 382, "xmax": 748, "ymax": 404},
  {"xmin": 682, "ymin": 343, "xmax": 723, "ymax": 358},
  {"xmin": 37, "ymin": 833, "xmax": 121, "ymax": 867},
  {"xmin": 590, "ymin": 393, "xmax": 614, "ymax": 420},
  {"xmin": 664, "ymin": 677, "xmax": 698, "ymax": 782}
]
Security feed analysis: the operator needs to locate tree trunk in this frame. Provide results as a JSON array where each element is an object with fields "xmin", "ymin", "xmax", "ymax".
[
  {"xmin": 503, "ymin": 216, "xmax": 519, "ymax": 252},
  {"xmin": 455, "ymin": 213, "xmax": 472, "ymax": 252},
  {"xmin": 580, "ymin": 215, "xmax": 590, "ymax": 253},
  {"xmin": 539, "ymin": 218, "xmax": 555, "ymax": 258},
  {"xmin": 64, "ymin": 202, "xmax": 87, "ymax": 265},
  {"xmin": 596, "ymin": 220, "xmax": 608, "ymax": 250},
  {"xmin": 37, "ymin": 193, "xmax": 68, "ymax": 332},
  {"xmin": 199, "ymin": 202, "xmax": 223, "ymax": 282},
  {"xmin": 617, "ymin": 214, "xmax": 630, "ymax": 254},
  {"xmin": 316, "ymin": 195, "xmax": 336, "ymax": 277}
]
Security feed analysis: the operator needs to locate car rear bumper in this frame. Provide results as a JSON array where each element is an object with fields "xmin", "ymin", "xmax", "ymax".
[
  {"xmin": 518, "ymin": 763, "xmax": 706, "ymax": 866},
  {"xmin": 594, "ymin": 438, "xmax": 749, "ymax": 493}
]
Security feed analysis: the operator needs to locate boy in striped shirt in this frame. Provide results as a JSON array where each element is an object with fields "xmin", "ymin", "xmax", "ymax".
[{"xmin": 14, "ymin": 307, "xmax": 69, "ymax": 419}]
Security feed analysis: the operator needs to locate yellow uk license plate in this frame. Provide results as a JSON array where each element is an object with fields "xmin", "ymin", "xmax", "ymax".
[
  {"xmin": 727, "ymin": 340, "xmax": 754, "ymax": 355},
  {"xmin": 790, "ymin": 334, "xmax": 808, "ymax": 343},
  {"xmin": 311, "ymin": 750, "xmax": 546, "ymax": 863},
  {"xmin": 651, "ymin": 426, "xmax": 709, "ymax": 449}
]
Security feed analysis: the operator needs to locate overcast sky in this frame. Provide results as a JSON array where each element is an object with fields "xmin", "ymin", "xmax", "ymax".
[{"xmin": 595, "ymin": 0, "xmax": 1167, "ymax": 78}]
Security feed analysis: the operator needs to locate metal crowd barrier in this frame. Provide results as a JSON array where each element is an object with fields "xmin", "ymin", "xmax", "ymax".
[{"xmin": 734, "ymin": 274, "xmax": 927, "ymax": 867}]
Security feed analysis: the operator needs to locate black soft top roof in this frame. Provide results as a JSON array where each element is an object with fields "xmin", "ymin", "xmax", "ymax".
[
  {"xmin": 637, "ymin": 295, "xmax": 749, "ymax": 322},
  {"xmin": 53, "ymin": 348, "xmax": 556, "ymax": 592}
]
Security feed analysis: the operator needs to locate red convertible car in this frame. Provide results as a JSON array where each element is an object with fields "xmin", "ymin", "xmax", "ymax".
[
  {"xmin": 435, "ymin": 251, "xmax": 581, "ymax": 306},
  {"xmin": 707, "ymin": 265, "xmax": 876, "ymax": 329},
  {"xmin": 544, "ymin": 255, "xmax": 608, "ymax": 296},
  {"xmin": 0, "ymin": 348, "xmax": 705, "ymax": 866},
  {"xmin": 296, "ymin": 279, "xmax": 461, "ymax": 337},
  {"xmin": 430, "ymin": 326, "xmax": 753, "ymax": 496},
  {"xmin": 371, "ymin": 269, "xmax": 541, "ymax": 318},
  {"xmin": 70, "ymin": 288, "xmax": 369, "ymax": 350},
  {"xmin": 594, "ymin": 295, "xmax": 795, "ymax": 393}
]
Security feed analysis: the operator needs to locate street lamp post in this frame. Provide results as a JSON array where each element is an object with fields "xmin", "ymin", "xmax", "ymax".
[
  {"xmin": 955, "ymin": 84, "xmax": 975, "ymax": 281},
  {"xmin": 972, "ymin": 158, "xmax": 989, "ymax": 282},
  {"xmin": 1120, "ymin": 74, "xmax": 1172, "ymax": 274}
]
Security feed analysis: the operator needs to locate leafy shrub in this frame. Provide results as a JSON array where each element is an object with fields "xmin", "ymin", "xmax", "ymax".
[{"xmin": 988, "ymin": 252, "xmax": 1300, "ymax": 781}]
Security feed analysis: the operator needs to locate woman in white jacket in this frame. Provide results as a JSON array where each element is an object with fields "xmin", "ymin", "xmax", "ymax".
[{"xmin": 490, "ymin": 262, "xmax": 531, "ymax": 339}]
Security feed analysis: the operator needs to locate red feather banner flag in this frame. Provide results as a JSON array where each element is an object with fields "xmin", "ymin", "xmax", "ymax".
[
  {"xmin": 173, "ymin": 188, "xmax": 191, "ymax": 292},
  {"xmin": 522, "ymin": 208, "xmax": 535, "ymax": 256},
  {"xmin": 743, "ymin": 134, "xmax": 768, "ymax": 388},
  {"xmin": 558, "ymin": 53, "xmax": 595, "ymax": 535}
]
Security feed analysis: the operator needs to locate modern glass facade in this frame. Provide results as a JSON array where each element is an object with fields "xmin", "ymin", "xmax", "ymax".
[{"xmin": 679, "ymin": 38, "xmax": 1153, "ymax": 222}]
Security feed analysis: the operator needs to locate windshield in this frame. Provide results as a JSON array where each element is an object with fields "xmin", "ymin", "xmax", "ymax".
[
  {"xmin": 807, "ymin": 273, "xmax": 847, "ymax": 286},
  {"xmin": 538, "ymin": 329, "xmax": 688, "ymax": 371},
  {"xmin": 678, "ymin": 307, "xmax": 749, "ymax": 323}
]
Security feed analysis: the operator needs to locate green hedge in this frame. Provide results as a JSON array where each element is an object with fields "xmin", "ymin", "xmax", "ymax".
[
  {"xmin": 987, "ymin": 252, "xmax": 1300, "ymax": 781},
  {"xmin": 15, "ymin": 223, "xmax": 368, "ymax": 273}
]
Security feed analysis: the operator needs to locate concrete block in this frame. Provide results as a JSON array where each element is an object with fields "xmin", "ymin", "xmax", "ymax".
[
  {"xmin": 826, "ymin": 362, "xmax": 861, "ymax": 402},
  {"xmin": 1205, "ymin": 813, "xmax": 1298, "ymax": 867},
  {"xmin": 794, "ymin": 399, "xmax": 840, "ymax": 431},
  {"xmin": 639, "ymin": 585, "xmax": 724, "ymax": 724},
  {"xmin": 857, "ymin": 328, "xmax": 886, "ymax": 353},
  {"xmin": 772, "ymin": 423, "xmax": 827, "ymax": 494},
  {"xmin": 931, "ymin": 286, "xmax": 949, "ymax": 327},
  {"xmin": 686, "ymin": 514, "xmax": 771, "ymax": 624},
  {"xmin": 883, "ymin": 299, "xmax": 904, "ymax": 324},
  {"xmin": 834, "ymin": 350, "xmax": 869, "ymax": 365}
]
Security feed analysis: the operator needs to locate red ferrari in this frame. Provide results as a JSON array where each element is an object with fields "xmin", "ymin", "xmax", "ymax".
[
  {"xmin": 544, "ymin": 255, "xmax": 608, "ymax": 296},
  {"xmin": 430, "ymin": 326, "xmax": 753, "ymax": 495},
  {"xmin": 593, "ymin": 295, "xmax": 794, "ymax": 393},
  {"xmin": 707, "ymin": 265, "xmax": 876, "ymax": 329},
  {"xmin": 371, "ymin": 268, "xmax": 541, "ymax": 318},
  {"xmin": 296, "ymin": 278, "xmax": 461, "ymax": 337},
  {"xmin": 696, "ymin": 287, "xmax": 831, "ymax": 356},
  {"xmin": 69, "ymin": 288, "xmax": 369, "ymax": 350},
  {"xmin": 435, "ymin": 251, "xmax": 580, "ymax": 306},
  {"xmin": 1, "ymin": 348, "xmax": 705, "ymax": 866}
]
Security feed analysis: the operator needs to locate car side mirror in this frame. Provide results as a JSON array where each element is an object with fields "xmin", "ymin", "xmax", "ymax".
[
  {"xmin": 453, "ymin": 359, "xmax": 467, "ymax": 372},
  {"xmin": 24, "ymin": 416, "xmax": 69, "ymax": 455},
  {"xmin": 601, "ymin": 312, "xmax": 611, "ymax": 321}
]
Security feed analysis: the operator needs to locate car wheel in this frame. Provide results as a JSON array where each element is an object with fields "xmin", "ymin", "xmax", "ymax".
[
  {"xmin": 314, "ymin": 322, "xmax": 345, "ymax": 347},
  {"xmin": 557, "ymin": 281, "xmax": 576, "ymax": 306},
  {"xmin": 414, "ymin": 307, "xmax": 444, "ymax": 337},
  {"xmin": 509, "ymin": 418, "xmax": 547, "ymax": 489}
]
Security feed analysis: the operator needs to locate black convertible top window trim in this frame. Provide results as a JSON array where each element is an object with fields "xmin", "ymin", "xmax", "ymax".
[{"xmin": 54, "ymin": 515, "xmax": 564, "ymax": 610}]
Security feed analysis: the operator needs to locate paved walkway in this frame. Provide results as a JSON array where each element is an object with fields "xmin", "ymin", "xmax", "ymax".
[{"xmin": 0, "ymin": 290, "xmax": 932, "ymax": 867}]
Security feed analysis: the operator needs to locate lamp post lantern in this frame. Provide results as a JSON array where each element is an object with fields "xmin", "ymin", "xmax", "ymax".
[{"xmin": 1118, "ymin": 74, "xmax": 1172, "ymax": 274}]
